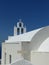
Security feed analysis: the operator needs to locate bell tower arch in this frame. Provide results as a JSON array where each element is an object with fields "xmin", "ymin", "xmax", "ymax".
[{"xmin": 14, "ymin": 19, "xmax": 26, "ymax": 35}]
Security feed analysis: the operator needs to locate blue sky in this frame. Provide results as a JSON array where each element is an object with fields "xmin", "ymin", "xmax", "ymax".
[{"xmin": 0, "ymin": 0, "xmax": 49, "ymax": 44}]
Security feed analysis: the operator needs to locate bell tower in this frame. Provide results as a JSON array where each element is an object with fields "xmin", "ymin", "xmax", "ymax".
[{"xmin": 14, "ymin": 19, "xmax": 26, "ymax": 36}]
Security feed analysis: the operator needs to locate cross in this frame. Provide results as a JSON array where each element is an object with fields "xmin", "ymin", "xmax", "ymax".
[{"xmin": 19, "ymin": 19, "xmax": 22, "ymax": 22}]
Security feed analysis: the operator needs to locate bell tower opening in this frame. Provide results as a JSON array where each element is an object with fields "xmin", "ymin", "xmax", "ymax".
[
  {"xmin": 17, "ymin": 28, "xmax": 20, "ymax": 35},
  {"xmin": 14, "ymin": 19, "xmax": 26, "ymax": 36},
  {"xmin": 21, "ymin": 28, "xmax": 24, "ymax": 34},
  {"xmin": 19, "ymin": 23, "xmax": 22, "ymax": 27}
]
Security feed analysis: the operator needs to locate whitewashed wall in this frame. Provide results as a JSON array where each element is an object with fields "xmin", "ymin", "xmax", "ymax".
[
  {"xmin": 22, "ymin": 42, "xmax": 30, "ymax": 61},
  {"xmin": 31, "ymin": 52, "xmax": 49, "ymax": 65},
  {"xmin": 1, "ymin": 42, "xmax": 22, "ymax": 65}
]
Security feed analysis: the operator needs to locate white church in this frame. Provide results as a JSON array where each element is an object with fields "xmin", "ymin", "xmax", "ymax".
[{"xmin": 1, "ymin": 19, "xmax": 49, "ymax": 65}]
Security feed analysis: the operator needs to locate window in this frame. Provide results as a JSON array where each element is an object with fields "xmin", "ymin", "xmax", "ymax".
[
  {"xmin": 4, "ymin": 53, "xmax": 6, "ymax": 64},
  {"xmin": 9, "ymin": 55, "xmax": 11, "ymax": 64}
]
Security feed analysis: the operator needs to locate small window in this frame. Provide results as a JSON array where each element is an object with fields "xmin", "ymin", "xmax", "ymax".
[
  {"xmin": 19, "ymin": 23, "xmax": 22, "ymax": 27},
  {"xmin": 9, "ymin": 55, "xmax": 11, "ymax": 64},
  {"xmin": 4, "ymin": 53, "xmax": 6, "ymax": 64}
]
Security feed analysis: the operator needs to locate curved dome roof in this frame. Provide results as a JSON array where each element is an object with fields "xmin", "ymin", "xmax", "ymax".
[
  {"xmin": 30, "ymin": 26, "xmax": 49, "ymax": 51},
  {"xmin": 38, "ymin": 37, "xmax": 49, "ymax": 52}
]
